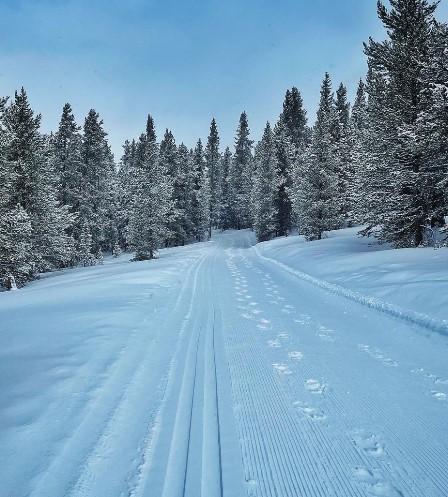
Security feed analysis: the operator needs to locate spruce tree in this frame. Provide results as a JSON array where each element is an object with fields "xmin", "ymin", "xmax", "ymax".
[
  {"xmin": 127, "ymin": 116, "xmax": 171, "ymax": 259},
  {"xmin": 253, "ymin": 122, "xmax": 279, "ymax": 241},
  {"xmin": 205, "ymin": 118, "xmax": 221, "ymax": 233},
  {"xmin": 229, "ymin": 112, "xmax": 253, "ymax": 229},
  {"xmin": 332, "ymin": 83, "xmax": 354, "ymax": 225},
  {"xmin": 362, "ymin": 0, "xmax": 441, "ymax": 247},
  {"xmin": 3, "ymin": 88, "xmax": 74, "ymax": 276},
  {"xmin": 81, "ymin": 109, "xmax": 116, "ymax": 258},
  {"xmin": 218, "ymin": 147, "xmax": 232, "ymax": 230},
  {"xmin": 191, "ymin": 139, "xmax": 211, "ymax": 240},
  {"xmin": 274, "ymin": 87, "xmax": 308, "ymax": 236},
  {"xmin": 292, "ymin": 73, "xmax": 340, "ymax": 240}
]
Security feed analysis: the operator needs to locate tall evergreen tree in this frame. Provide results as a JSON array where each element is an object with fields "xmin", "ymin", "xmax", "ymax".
[
  {"xmin": 80, "ymin": 109, "xmax": 117, "ymax": 258},
  {"xmin": 191, "ymin": 139, "xmax": 211, "ymax": 240},
  {"xmin": 218, "ymin": 147, "xmax": 232, "ymax": 230},
  {"xmin": 350, "ymin": 79, "xmax": 369, "ymax": 222},
  {"xmin": 253, "ymin": 122, "xmax": 279, "ymax": 241},
  {"xmin": 127, "ymin": 116, "xmax": 171, "ymax": 259},
  {"xmin": 205, "ymin": 118, "xmax": 221, "ymax": 234},
  {"xmin": 274, "ymin": 87, "xmax": 308, "ymax": 236},
  {"xmin": 159, "ymin": 129, "xmax": 180, "ymax": 246},
  {"xmin": 229, "ymin": 112, "xmax": 253, "ymax": 229},
  {"xmin": 3, "ymin": 89, "xmax": 74, "ymax": 276},
  {"xmin": 362, "ymin": 0, "xmax": 442, "ymax": 247},
  {"xmin": 332, "ymin": 82, "xmax": 353, "ymax": 224},
  {"xmin": 292, "ymin": 73, "xmax": 340, "ymax": 240}
]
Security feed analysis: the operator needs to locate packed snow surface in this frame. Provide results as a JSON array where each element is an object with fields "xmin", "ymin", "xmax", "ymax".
[{"xmin": 1, "ymin": 229, "xmax": 447, "ymax": 497}]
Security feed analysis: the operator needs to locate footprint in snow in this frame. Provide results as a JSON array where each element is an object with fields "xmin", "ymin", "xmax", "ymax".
[
  {"xmin": 242, "ymin": 312, "xmax": 255, "ymax": 320},
  {"xmin": 353, "ymin": 468, "xmax": 404, "ymax": 497},
  {"xmin": 273, "ymin": 363, "xmax": 292, "ymax": 375},
  {"xmin": 289, "ymin": 351, "xmax": 303, "ymax": 361},
  {"xmin": 431, "ymin": 391, "xmax": 447, "ymax": 401},
  {"xmin": 294, "ymin": 401, "xmax": 326, "ymax": 421},
  {"xmin": 278, "ymin": 333, "xmax": 289, "ymax": 340},
  {"xmin": 267, "ymin": 339, "xmax": 281, "ymax": 348},
  {"xmin": 351, "ymin": 431, "xmax": 385, "ymax": 458},
  {"xmin": 305, "ymin": 379, "xmax": 326, "ymax": 394}
]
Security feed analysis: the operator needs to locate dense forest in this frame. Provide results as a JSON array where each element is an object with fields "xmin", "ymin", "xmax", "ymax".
[{"xmin": 1, "ymin": 0, "xmax": 447, "ymax": 289}]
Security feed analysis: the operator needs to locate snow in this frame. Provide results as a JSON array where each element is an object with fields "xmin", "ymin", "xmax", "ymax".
[
  {"xmin": 1, "ymin": 229, "xmax": 448, "ymax": 497},
  {"xmin": 256, "ymin": 226, "xmax": 448, "ymax": 328}
]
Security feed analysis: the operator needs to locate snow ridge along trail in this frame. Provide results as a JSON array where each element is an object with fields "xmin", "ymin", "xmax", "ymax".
[{"xmin": 0, "ymin": 230, "xmax": 447, "ymax": 497}]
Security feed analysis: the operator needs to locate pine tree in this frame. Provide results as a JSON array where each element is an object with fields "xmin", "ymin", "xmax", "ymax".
[
  {"xmin": 0, "ymin": 95, "xmax": 34, "ymax": 287},
  {"xmin": 253, "ymin": 122, "xmax": 278, "ymax": 241},
  {"xmin": 332, "ymin": 82, "xmax": 354, "ymax": 225},
  {"xmin": 292, "ymin": 73, "xmax": 341, "ymax": 240},
  {"xmin": 3, "ymin": 88, "xmax": 74, "ymax": 277},
  {"xmin": 218, "ymin": 147, "xmax": 232, "ymax": 230},
  {"xmin": 159, "ymin": 129, "xmax": 181, "ymax": 246},
  {"xmin": 117, "ymin": 139, "xmax": 137, "ymax": 249},
  {"xmin": 81, "ymin": 109, "xmax": 117, "ymax": 258},
  {"xmin": 350, "ymin": 79, "xmax": 369, "ymax": 222},
  {"xmin": 205, "ymin": 118, "xmax": 221, "ymax": 234},
  {"xmin": 127, "ymin": 116, "xmax": 171, "ymax": 260},
  {"xmin": 362, "ymin": 0, "xmax": 442, "ymax": 247},
  {"xmin": 191, "ymin": 139, "xmax": 211, "ymax": 240},
  {"xmin": 51, "ymin": 103, "xmax": 84, "ymax": 258},
  {"xmin": 229, "ymin": 112, "xmax": 253, "ymax": 229},
  {"xmin": 274, "ymin": 87, "xmax": 308, "ymax": 236},
  {"xmin": 417, "ymin": 21, "xmax": 448, "ymax": 243}
]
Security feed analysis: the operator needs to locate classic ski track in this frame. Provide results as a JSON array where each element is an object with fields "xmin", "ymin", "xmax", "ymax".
[
  {"xmin": 132, "ymin": 250, "xmax": 224, "ymax": 497},
  {"xmin": 247, "ymin": 250, "xmax": 448, "ymax": 497},
  {"xmin": 30, "ymin": 252, "xmax": 206, "ymax": 497},
  {"xmin": 128, "ymin": 251, "xmax": 209, "ymax": 497}
]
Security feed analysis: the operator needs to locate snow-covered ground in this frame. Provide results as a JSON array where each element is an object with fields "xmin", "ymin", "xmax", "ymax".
[{"xmin": 1, "ymin": 229, "xmax": 447, "ymax": 497}]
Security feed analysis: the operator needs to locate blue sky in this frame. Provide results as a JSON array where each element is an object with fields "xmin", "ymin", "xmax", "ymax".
[{"xmin": 1, "ymin": 0, "xmax": 447, "ymax": 158}]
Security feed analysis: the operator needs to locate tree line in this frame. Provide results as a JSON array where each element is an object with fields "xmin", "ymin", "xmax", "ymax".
[{"xmin": 1, "ymin": 0, "xmax": 447, "ymax": 289}]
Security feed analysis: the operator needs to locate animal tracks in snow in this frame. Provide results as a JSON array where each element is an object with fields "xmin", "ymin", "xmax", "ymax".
[
  {"xmin": 351, "ymin": 430, "xmax": 385, "ymax": 458},
  {"xmin": 305, "ymin": 379, "xmax": 326, "ymax": 395},
  {"xmin": 288, "ymin": 351, "xmax": 303, "ymax": 361},
  {"xmin": 272, "ymin": 363, "xmax": 292, "ymax": 375},
  {"xmin": 353, "ymin": 467, "xmax": 404, "ymax": 497},
  {"xmin": 294, "ymin": 401, "xmax": 327, "ymax": 422},
  {"xmin": 358, "ymin": 344, "xmax": 398, "ymax": 368}
]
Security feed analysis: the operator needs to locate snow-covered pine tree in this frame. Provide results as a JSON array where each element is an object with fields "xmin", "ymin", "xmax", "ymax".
[
  {"xmin": 332, "ymin": 82, "xmax": 354, "ymax": 225},
  {"xmin": 417, "ymin": 20, "xmax": 448, "ymax": 243},
  {"xmin": 229, "ymin": 112, "xmax": 253, "ymax": 229},
  {"xmin": 253, "ymin": 122, "xmax": 279, "ymax": 242},
  {"xmin": 51, "ymin": 103, "xmax": 84, "ymax": 259},
  {"xmin": 349, "ymin": 79, "xmax": 369, "ymax": 223},
  {"xmin": 362, "ymin": 0, "xmax": 441, "ymax": 247},
  {"xmin": 218, "ymin": 147, "xmax": 232, "ymax": 230},
  {"xmin": 127, "ymin": 116, "xmax": 171, "ymax": 260},
  {"xmin": 3, "ymin": 88, "xmax": 74, "ymax": 277},
  {"xmin": 274, "ymin": 87, "xmax": 308, "ymax": 236},
  {"xmin": 116, "ymin": 139, "xmax": 137, "ymax": 250},
  {"xmin": 292, "ymin": 73, "xmax": 341, "ymax": 240},
  {"xmin": 205, "ymin": 118, "xmax": 221, "ymax": 234},
  {"xmin": 0, "ymin": 96, "xmax": 34, "ymax": 288},
  {"xmin": 176, "ymin": 143, "xmax": 196, "ymax": 244},
  {"xmin": 81, "ymin": 109, "xmax": 116, "ymax": 258},
  {"xmin": 159, "ymin": 129, "xmax": 181, "ymax": 246},
  {"xmin": 191, "ymin": 139, "xmax": 211, "ymax": 241}
]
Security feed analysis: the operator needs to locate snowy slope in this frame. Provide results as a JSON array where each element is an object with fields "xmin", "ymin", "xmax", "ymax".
[
  {"xmin": 257, "ymin": 227, "xmax": 448, "ymax": 323},
  {"xmin": 1, "ymin": 230, "xmax": 447, "ymax": 497}
]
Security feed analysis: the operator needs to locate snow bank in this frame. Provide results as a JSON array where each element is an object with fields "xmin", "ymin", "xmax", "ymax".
[{"xmin": 255, "ymin": 227, "xmax": 448, "ymax": 334}]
